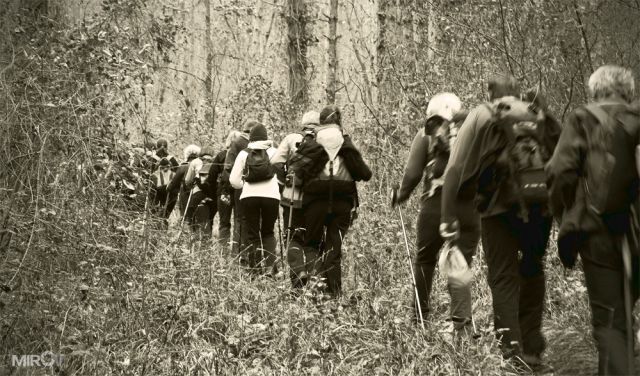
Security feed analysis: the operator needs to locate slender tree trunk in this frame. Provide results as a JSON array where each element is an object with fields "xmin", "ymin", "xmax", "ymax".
[
  {"xmin": 426, "ymin": 0, "xmax": 436, "ymax": 61},
  {"xmin": 326, "ymin": 0, "xmax": 338, "ymax": 104},
  {"xmin": 204, "ymin": 0, "xmax": 215, "ymax": 129},
  {"xmin": 287, "ymin": 0, "xmax": 308, "ymax": 107}
]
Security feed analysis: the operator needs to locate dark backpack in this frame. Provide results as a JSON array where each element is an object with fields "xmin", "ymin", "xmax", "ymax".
[
  {"xmin": 581, "ymin": 105, "xmax": 618, "ymax": 215},
  {"xmin": 243, "ymin": 148, "xmax": 275, "ymax": 183},
  {"xmin": 478, "ymin": 98, "xmax": 553, "ymax": 215}
]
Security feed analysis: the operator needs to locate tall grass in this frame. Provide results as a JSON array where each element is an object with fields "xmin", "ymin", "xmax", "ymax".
[{"xmin": 1, "ymin": 184, "xmax": 606, "ymax": 375}]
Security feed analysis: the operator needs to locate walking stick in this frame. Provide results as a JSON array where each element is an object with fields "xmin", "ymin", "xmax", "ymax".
[
  {"xmin": 173, "ymin": 187, "xmax": 193, "ymax": 243},
  {"xmin": 393, "ymin": 187, "xmax": 425, "ymax": 329},
  {"xmin": 622, "ymin": 235, "xmax": 634, "ymax": 373},
  {"xmin": 277, "ymin": 210, "xmax": 285, "ymax": 272},
  {"xmin": 286, "ymin": 175, "xmax": 296, "ymax": 252}
]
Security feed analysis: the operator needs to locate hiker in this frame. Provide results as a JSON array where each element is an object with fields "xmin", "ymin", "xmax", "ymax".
[
  {"xmin": 167, "ymin": 144, "xmax": 201, "ymax": 221},
  {"xmin": 271, "ymin": 110, "xmax": 320, "ymax": 289},
  {"xmin": 222, "ymin": 119, "xmax": 260, "ymax": 256},
  {"xmin": 150, "ymin": 138, "xmax": 179, "ymax": 171},
  {"xmin": 185, "ymin": 146, "xmax": 216, "ymax": 239},
  {"xmin": 205, "ymin": 131, "xmax": 242, "ymax": 247},
  {"xmin": 391, "ymin": 93, "xmax": 480, "ymax": 331},
  {"xmin": 229, "ymin": 124, "xmax": 280, "ymax": 274},
  {"xmin": 547, "ymin": 65, "xmax": 640, "ymax": 376},
  {"xmin": 294, "ymin": 105, "xmax": 372, "ymax": 297},
  {"xmin": 149, "ymin": 157, "xmax": 175, "ymax": 222},
  {"xmin": 440, "ymin": 75, "xmax": 560, "ymax": 372}
]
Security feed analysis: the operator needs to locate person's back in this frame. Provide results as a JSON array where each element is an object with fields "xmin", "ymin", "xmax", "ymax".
[
  {"xmin": 392, "ymin": 92, "xmax": 480, "ymax": 330},
  {"xmin": 229, "ymin": 124, "xmax": 280, "ymax": 274},
  {"xmin": 440, "ymin": 76, "xmax": 558, "ymax": 373},
  {"xmin": 298, "ymin": 105, "xmax": 371, "ymax": 297},
  {"xmin": 271, "ymin": 110, "xmax": 320, "ymax": 289},
  {"xmin": 547, "ymin": 65, "xmax": 640, "ymax": 376},
  {"xmin": 167, "ymin": 145, "xmax": 200, "ymax": 219},
  {"xmin": 224, "ymin": 120, "xmax": 259, "ymax": 255}
]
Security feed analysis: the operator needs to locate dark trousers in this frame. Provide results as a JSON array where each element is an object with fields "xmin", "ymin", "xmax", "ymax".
[
  {"xmin": 481, "ymin": 207, "xmax": 551, "ymax": 357},
  {"xmin": 414, "ymin": 190, "xmax": 480, "ymax": 325},
  {"xmin": 232, "ymin": 189, "xmax": 248, "ymax": 256},
  {"xmin": 217, "ymin": 193, "xmax": 233, "ymax": 246},
  {"xmin": 304, "ymin": 199, "xmax": 352, "ymax": 296},
  {"xmin": 187, "ymin": 191, "xmax": 215, "ymax": 240},
  {"xmin": 283, "ymin": 204, "xmax": 314, "ymax": 288},
  {"xmin": 241, "ymin": 197, "xmax": 279, "ymax": 272},
  {"xmin": 580, "ymin": 228, "xmax": 640, "ymax": 376}
]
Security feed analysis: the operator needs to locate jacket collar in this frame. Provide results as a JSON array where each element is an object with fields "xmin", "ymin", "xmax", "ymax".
[{"xmin": 248, "ymin": 140, "xmax": 273, "ymax": 150}]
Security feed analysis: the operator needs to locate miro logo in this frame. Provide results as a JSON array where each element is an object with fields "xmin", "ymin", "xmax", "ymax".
[{"xmin": 11, "ymin": 351, "xmax": 64, "ymax": 367}]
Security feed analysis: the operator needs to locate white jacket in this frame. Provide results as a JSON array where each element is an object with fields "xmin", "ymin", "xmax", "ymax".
[
  {"xmin": 185, "ymin": 155, "xmax": 213, "ymax": 194},
  {"xmin": 230, "ymin": 141, "xmax": 280, "ymax": 201},
  {"xmin": 271, "ymin": 132, "xmax": 304, "ymax": 207}
]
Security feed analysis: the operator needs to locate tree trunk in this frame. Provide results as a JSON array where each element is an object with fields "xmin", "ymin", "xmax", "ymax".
[
  {"xmin": 287, "ymin": 0, "xmax": 308, "ymax": 107},
  {"xmin": 204, "ymin": 0, "xmax": 215, "ymax": 129},
  {"xmin": 326, "ymin": 0, "xmax": 338, "ymax": 104}
]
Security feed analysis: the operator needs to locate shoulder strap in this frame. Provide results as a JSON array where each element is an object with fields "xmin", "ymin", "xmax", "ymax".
[{"xmin": 584, "ymin": 104, "xmax": 613, "ymax": 129}]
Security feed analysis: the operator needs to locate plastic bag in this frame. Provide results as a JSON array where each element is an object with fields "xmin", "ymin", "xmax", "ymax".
[{"xmin": 438, "ymin": 243, "xmax": 473, "ymax": 288}]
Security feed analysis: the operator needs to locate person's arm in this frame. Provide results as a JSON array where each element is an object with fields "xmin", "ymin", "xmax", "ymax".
[
  {"xmin": 441, "ymin": 106, "xmax": 481, "ymax": 224},
  {"xmin": 184, "ymin": 159, "xmax": 201, "ymax": 187},
  {"xmin": 229, "ymin": 151, "xmax": 247, "ymax": 190},
  {"xmin": 396, "ymin": 130, "xmax": 430, "ymax": 203},
  {"xmin": 167, "ymin": 166, "xmax": 183, "ymax": 193},
  {"xmin": 225, "ymin": 142, "xmax": 241, "ymax": 172},
  {"xmin": 271, "ymin": 134, "xmax": 297, "ymax": 165},
  {"xmin": 340, "ymin": 136, "xmax": 372, "ymax": 182},
  {"xmin": 546, "ymin": 111, "xmax": 586, "ymax": 216}
]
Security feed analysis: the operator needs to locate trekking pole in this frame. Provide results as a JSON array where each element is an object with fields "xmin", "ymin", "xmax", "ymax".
[
  {"xmin": 174, "ymin": 188, "xmax": 193, "ymax": 242},
  {"xmin": 286, "ymin": 175, "xmax": 296, "ymax": 252},
  {"xmin": 622, "ymin": 236, "xmax": 634, "ymax": 373},
  {"xmin": 277, "ymin": 210, "xmax": 285, "ymax": 272},
  {"xmin": 393, "ymin": 187, "xmax": 425, "ymax": 329}
]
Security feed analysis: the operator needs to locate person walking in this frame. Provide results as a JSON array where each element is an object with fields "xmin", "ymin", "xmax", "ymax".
[
  {"xmin": 391, "ymin": 93, "xmax": 480, "ymax": 331},
  {"xmin": 547, "ymin": 65, "xmax": 640, "ymax": 376},
  {"xmin": 229, "ymin": 124, "xmax": 280, "ymax": 274},
  {"xmin": 167, "ymin": 144, "xmax": 200, "ymax": 220},
  {"xmin": 222, "ymin": 120, "xmax": 259, "ymax": 256},
  {"xmin": 440, "ymin": 76, "xmax": 560, "ymax": 372},
  {"xmin": 271, "ymin": 110, "xmax": 320, "ymax": 288},
  {"xmin": 295, "ymin": 105, "xmax": 372, "ymax": 297}
]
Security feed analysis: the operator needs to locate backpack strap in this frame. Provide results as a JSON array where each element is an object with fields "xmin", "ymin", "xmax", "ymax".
[{"xmin": 584, "ymin": 104, "xmax": 614, "ymax": 131}]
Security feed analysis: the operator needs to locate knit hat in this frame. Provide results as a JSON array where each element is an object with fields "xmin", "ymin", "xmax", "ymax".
[
  {"xmin": 200, "ymin": 145, "xmax": 215, "ymax": 157},
  {"xmin": 301, "ymin": 111, "xmax": 320, "ymax": 129},
  {"xmin": 426, "ymin": 92, "xmax": 462, "ymax": 122},
  {"xmin": 249, "ymin": 124, "xmax": 268, "ymax": 141},
  {"xmin": 319, "ymin": 105, "xmax": 341, "ymax": 126},
  {"xmin": 158, "ymin": 157, "xmax": 170, "ymax": 167},
  {"xmin": 242, "ymin": 119, "xmax": 261, "ymax": 133},
  {"xmin": 488, "ymin": 75, "xmax": 520, "ymax": 100}
]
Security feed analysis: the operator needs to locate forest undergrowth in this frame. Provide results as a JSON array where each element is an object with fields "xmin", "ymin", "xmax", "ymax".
[
  {"xmin": 3, "ymin": 1, "xmax": 640, "ymax": 374},
  {"xmin": 1, "ymin": 185, "xmax": 610, "ymax": 375}
]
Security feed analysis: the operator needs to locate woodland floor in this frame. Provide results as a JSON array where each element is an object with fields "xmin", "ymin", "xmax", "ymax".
[{"xmin": 3, "ymin": 189, "xmax": 638, "ymax": 375}]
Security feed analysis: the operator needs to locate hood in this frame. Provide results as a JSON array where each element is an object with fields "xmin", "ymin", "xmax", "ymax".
[
  {"xmin": 315, "ymin": 125, "xmax": 343, "ymax": 160},
  {"xmin": 247, "ymin": 140, "xmax": 273, "ymax": 150}
]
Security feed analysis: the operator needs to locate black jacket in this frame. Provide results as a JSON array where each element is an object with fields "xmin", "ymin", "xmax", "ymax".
[{"xmin": 295, "ymin": 135, "xmax": 372, "ymax": 206}]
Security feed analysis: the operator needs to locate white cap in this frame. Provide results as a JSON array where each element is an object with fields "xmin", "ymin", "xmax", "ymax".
[
  {"xmin": 301, "ymin": 111, "xmax": 320, "ymax": 128},
  {"xmin": 426, "ymin": 92, "xmax": 462, "ymax": 122}
]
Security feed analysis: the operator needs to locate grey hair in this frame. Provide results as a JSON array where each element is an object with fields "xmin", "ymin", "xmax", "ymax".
[
  {"xmin": 183, "ymin": 144, "xmax": 201, "ymax": 161},
  {"xmin": 225, "ymin": 130, "xmax": 243, "ymax": 148},
  {"xmin": 588, "ymin": 65, "xmax": 635, "ymax": 102}
]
